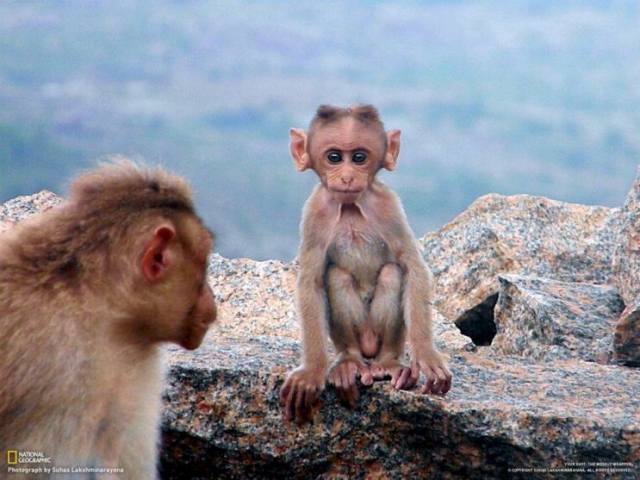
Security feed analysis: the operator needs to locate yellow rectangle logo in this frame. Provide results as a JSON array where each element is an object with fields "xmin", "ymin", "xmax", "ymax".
[{"xmin": 7, "ymin": 450, "xmax": 18, "ymax": 465}]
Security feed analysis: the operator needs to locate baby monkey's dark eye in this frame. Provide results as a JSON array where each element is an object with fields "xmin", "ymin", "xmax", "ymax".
[
  {"xmin": 327, "ymin": 152, "xmax": 343, "ymax": 163},
  {"xmin": 352, "ymin": 151, "xmax": 367, "ymax": 164}
]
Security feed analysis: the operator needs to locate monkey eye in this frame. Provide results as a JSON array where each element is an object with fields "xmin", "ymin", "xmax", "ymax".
[
  {"xmin": 327, "ymin": 151, "xmax": 343, "ymax": 164},
  {"xmin": 352, "ymin": 151, "xmax": 368, "ymax": 164}
]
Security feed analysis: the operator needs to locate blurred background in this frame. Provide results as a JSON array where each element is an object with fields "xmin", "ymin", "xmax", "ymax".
[{"xmin": 1, "ymin": 0, "xmax": 639, "ymax": 260}]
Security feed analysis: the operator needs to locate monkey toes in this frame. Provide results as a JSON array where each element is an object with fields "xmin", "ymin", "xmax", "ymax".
[
  {"xmin": 328, "ymin": 359, "xmax": 366, "ymax": 407},
  {"xmin": 367, "ymin": 362, "xmax": 386, "ymax": 382},
  {"xmin": 414, "ymin": 361, "xmax": 453, "ymax": 396},
  {"xmin": 388, "ymin": 365, "xmax": 417, "ymax": 390}
]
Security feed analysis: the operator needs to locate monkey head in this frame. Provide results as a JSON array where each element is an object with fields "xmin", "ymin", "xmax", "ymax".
[
  {"xmin": 132, "ymin": 215, "xmax": 217, "ymax": 351},
  {"xmin": 290, "ymin": 105, "xmax": 401, "ymax": 205}
]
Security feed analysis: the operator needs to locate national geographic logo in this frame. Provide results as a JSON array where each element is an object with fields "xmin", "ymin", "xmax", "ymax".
[{"xmin": 6, "ymin": 450, "xmax": 52, "ymax": 464}]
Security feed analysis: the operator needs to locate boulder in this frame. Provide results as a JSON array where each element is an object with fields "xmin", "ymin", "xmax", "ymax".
[
  {"xmin": 420, "ymin": 194, "xmax": 621, "ymax": 336},
  {"xmin": 160, "ymin": 337, "xmax": 638, "ymax": 479},
  {"xmin": 615, "ymin": 297, "xmax": 640, "ymax": 367},
  {"xmin": 159, "ymin": 252, "xmax": 637, "ymax": 479},
  {"xmin": 612, "ymin": 166, "xmax": 640, "ymax": 366},
  {"xmin": 492, "ymin": 274, "xmax": 624, "ymax": 364},
  {"xmin": 614, "ymin": 166, "xmax": 640, "ymax": 305}
]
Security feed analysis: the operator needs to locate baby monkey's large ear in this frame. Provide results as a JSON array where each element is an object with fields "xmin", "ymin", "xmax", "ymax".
[
  {"xmin": 290, "ymin": 128, "xmax": 312, "ymax": 172},
  {"xmin": 382, "ymin": 129, "xmax": 401, "ymax": 171}
]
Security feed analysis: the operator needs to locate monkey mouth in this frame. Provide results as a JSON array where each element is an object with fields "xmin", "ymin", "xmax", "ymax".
[{"xmin": 333, "ymin": 189, "xmax": 363, "ymax": 201}]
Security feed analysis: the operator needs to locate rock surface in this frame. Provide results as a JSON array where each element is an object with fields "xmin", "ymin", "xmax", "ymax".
[
  {"xmin": 493, "ymin": 275, "xmax": 624, "ymax": 364},
  {"xmin": 420, "ymin": 194, "xmax": 621, "ymax": 327},
  {"xmin": 614, "ymin": 166, "xmax": 640, "ymax": 305},
  {"xmin": 612, "ymin": 167, "xmax": 640, "ymax": 365},
  {"xmin": 615, "ymin": 298, "xmax": 640, "ymax": 367},
  {"xmin": 161, "ymin": 340, "xmax": 638, "ymax": 480},
  {"xmin": 2, "ymin": 179, "xmax": 639, "ymax": 479}
]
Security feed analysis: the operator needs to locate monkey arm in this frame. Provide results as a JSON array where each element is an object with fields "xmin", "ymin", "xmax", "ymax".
[
  {"xmin": 279, "ymin": 244, "xmax": 329, "ymax": 424},
  {"xmin": 296, "ymin": 244, "xmax": 330, "ymax": 375},
  {"xmin": 383, "ymin": 196, "xmax": 452, "ymax": 395},
  {"xmin": 280, "ymin": 195, "xmax": 333, "ymax": 423},
  {"xmin": 397, "ymin": 238, "xmax": 436, "ymax": 347},
  {"xmin": 398, "ymin": 239, "xmax": 452, "ymax": 394},
  {"xmin": 374, "ymin": 187, "xmax": 432, "ymax": 343}
]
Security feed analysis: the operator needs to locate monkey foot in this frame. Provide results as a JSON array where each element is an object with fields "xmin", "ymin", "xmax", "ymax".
[
  {"xmin": 366, "ymin": 361, "xmax": 387, "ymax": 381},
  {"xmin": 328, "ymin": 358, "xmax": 372, "ymax": 407},
  {"xmin": 388, "ymin": 365, "xmax": 416, "ymax": 390}
]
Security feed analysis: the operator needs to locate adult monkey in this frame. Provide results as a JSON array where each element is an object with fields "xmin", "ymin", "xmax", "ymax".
[
  {"xmin": 280, "ymin": 105, "xmax": 452, "ymax": 424},
  {"xmin": 0, "ymin": 160, "xmax": 217, "ymax": 479}
]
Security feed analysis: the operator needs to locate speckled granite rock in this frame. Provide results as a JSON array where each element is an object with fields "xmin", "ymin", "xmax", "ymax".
[
  {"xmin": 0, "ymin": 190, "xmax": 61, "ymax": 232},
  {"xmin": 206, "ymin": 254, "xmax": 299, "ymax": 340},
  {"xmin": 613, "ymin": 166, "xmax": 640, "ymax": 305},
  {"xmin": 420, "ymin": 194, "xmax": 621, "ymax": 327},
  {"xmin": 160, "ymin": 340, "xmax": 639, "ymax": 480},
  {"xmin": 615, "ymin": 297, "xmax": 640, "ymax": 367},
  {"xmin": 493, "ymin": 275, "xmax": 625, "ymax": 364}
]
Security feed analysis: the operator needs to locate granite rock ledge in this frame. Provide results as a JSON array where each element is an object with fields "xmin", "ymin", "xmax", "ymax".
[{"xmin": 1, "ymin": 176, "xmax": 639, "ymax": 479}]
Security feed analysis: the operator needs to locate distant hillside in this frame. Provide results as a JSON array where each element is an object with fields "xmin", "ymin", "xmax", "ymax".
[{"xmin": 1, "ymin": 0, "xmax": 639, "ymax": 260}]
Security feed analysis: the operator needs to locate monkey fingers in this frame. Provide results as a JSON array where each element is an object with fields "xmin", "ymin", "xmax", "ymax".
[
  {"xmin": 416, "ymin": 364, "xmax": 452, "ymax": 396},
  {"xmin": 297, "ymin": 388, "xmax": 319, "ymax": 425},
  {"xmin": 328, "ymin": 360, "xmax": 360, "ymax": 407},
  {"xmin": 280, "ymin": 373, "xmax": 322, "ymax": 424},
  {"xmin": 389, "ymin": 366, "xmax": 417, "ymax": 391}
]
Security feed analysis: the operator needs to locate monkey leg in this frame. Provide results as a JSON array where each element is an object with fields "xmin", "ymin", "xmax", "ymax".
[
  {"xmin": 368, "ymin": 263, "xmax": 416, "ymax": 389},
  {"xmin": 326, "ymin": 266, "xmax": 374, "ymax": 405},
  {"xmin": 326, "ymin": 265, "xmax": 370, "ymax": 354}
]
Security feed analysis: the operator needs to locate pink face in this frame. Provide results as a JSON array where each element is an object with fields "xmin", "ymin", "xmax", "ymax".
[{"xmin": 309, "ymin": 118, "xmax": 386, "ymax": 204}]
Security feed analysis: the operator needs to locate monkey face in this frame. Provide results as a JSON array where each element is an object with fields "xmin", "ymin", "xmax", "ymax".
[
  {"xmin": 170, "ymin": 223, "xmax": 217, "ymax": 350},
  {"xmin": 136, "ymin": 216, "xmax": 217, "ymax": 350},
  {"xmin": 177, "ymin": 282, "xmax": 217, "ymax": 350},
  {"xmin": 308, "ymin": 118, "xmax": 386, "ymax": 204}
]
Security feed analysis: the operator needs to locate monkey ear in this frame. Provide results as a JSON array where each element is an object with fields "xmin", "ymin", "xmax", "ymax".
[
  {"xmin": 290, "ymin": 128, "xmax": 312, "ymax": 171},
  {"xmin": 141, "ymin": 225, "xmax": 176, "ymax": 282},
  {"xmin": 383, "ymin": 129, "xmax": 401, "ymax": 171}
]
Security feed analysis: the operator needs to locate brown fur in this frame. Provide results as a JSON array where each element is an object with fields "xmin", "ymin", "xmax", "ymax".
[{"xmin": 0, "ymin": 159, "xmax": 216, "ymax": 479}]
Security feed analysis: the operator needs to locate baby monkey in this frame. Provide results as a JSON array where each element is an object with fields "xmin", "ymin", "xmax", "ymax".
[{"xmin": 280, "ymin": 105, "xmax": 452, "ymax": 424}]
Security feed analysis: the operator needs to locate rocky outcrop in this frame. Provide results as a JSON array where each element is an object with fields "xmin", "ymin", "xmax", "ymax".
[
  {"xmin": 613, "ymin": 169, "xmax": 640, "ymax": 367},
  {"xmin": 613, "ymin": 169, "xmax": 640, "ymax": 305},
  {"xmin": 2, "ymin": 174, "xmax": 639, "ymax": 479},
  {"xmin": 161, "ymin": 340, "xmax": 637, "ymax": 480},
  {"xmin": 492, "ymin": 275, "xmax": 624, "ymax": 364},
  {"xmin": 420, "ymin": 194, "xmax": 622, "ymax": 346}
]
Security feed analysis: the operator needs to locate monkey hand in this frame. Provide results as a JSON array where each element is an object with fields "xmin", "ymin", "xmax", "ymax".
[
  {"xmin": 280, "ymin": 367, "xmax": 326, "ymax": 425},
  {"xmin": 410, "ymin": 349, "xmax": 452, "ymax": 396}
]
